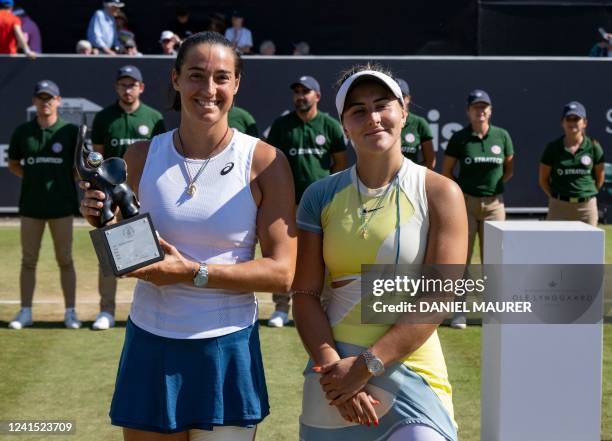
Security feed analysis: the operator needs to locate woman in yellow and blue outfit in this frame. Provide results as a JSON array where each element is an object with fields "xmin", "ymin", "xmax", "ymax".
[{"xmin": 292, "ymin": 65, "xmax": 467, "ymax": 441}]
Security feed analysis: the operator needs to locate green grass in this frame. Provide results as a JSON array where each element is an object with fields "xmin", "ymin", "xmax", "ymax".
[
  {"xmin": 0, "ymin": 324, "xmax": 309, "ymax": 441},
  {"xmin": 0, "ymin": 225, "xmax": 611, "ymax": 440},
  {"xmin": 0, "ymin": 225, "xmax": 136, "ymax": 307},
  {"xmin": 1, "ymin": 323, "xmax": 610, "ymax": 441}
]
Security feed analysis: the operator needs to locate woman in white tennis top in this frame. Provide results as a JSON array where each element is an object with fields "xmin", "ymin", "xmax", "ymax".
[{"xmin": 80, "ymin": 31, "xmax": 296, "ymax": 441}]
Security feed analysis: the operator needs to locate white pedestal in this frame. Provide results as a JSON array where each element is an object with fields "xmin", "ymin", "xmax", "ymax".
[{"xmin": 481, "ymin": 221, "xmax": 604, "ymax": 441}]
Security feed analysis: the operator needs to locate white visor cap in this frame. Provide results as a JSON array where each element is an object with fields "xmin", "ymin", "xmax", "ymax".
[{"xmin": 335, "ymin": 70, "xmax": 405, "ymax": 120}]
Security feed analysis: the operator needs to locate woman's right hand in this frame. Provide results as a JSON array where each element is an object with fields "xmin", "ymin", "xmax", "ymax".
[
  {"xmin": 336, "ymin": 391, "xmax": 379, "ymax": 426},
  {"xmin": 78, "ymin": 181, "xmax": 107, "ymax": 227}
]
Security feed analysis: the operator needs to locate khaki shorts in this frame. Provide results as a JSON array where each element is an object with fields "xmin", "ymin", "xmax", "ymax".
[
  {"xmin": 464, "ymin": 194, "xmax": 506, "ymax": 263},
  {"xmin": 547, "ymin": 197, "xmax": 598, "ymax": 226}
]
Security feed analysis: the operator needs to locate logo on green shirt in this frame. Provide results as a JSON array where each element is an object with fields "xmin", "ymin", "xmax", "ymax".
[
  {"xmin": 288, "ymin": 147, "xmax": 324, "ymax": 156},
  {"xmin": 402, "ymin": 146, "xmax": 417, "ymax": 154},
  {"xmin": 26, "ymin": 157, "xmax": 64, "ymax": 165},
  {"xmin": 476, "ymin": 157, "xmax": 503, "ymax": 164},
  {"xmin": 110, "ymin": 137, "xmax": 148, "ymax": 147},
  {"xmin": 557, "ymin": 168, "xmax": 590, "ymax": 176}
]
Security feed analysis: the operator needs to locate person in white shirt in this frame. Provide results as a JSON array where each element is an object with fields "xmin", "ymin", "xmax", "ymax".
[
  {"xmin": 79, "ymin": 31, "xmax": 296, "ymax": 440},
  {"xmin": 224, "ymin": 10, "xmax": 252, "ymax": 54},
  {"xmin": 87, "ymin": 0, "xmax": 123, "ymax": 55}
]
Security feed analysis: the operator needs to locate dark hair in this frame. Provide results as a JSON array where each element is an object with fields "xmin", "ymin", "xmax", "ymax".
[
  {"xmin": 171, "ymin": 31, "xmax": 242, "ymax": 111},
  {"xmin": 334, "ymin": 62, "xmax": 394, "ymax": 92}
]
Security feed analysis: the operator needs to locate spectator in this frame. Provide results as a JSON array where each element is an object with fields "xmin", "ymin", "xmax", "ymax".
[
  {"xmin": 293, "ymin": 41, "xmax": 310, "ymax": 55},
  {"xmin": 228, "ymin": 105, "xmax": 258, "ymax": 137},
  {"xmin": 259, "ymin": 39, "xmax": 276, "ymax": 55},
  {"xmin": 207, "ymin": 12, "xmax": 226, "ymax": 34},
  {"xmin": 224, "ymin": 10, "xmax": 252, "ymax": 54},
  {"xmin": 589, "ymin": 27, "xmax": 611, "ymax": 57},
  {"xmin": 89, "ymin": 65, "xmax": 166, "ymax": 330},
  {"xmin": 115, "ymin": 9, "xmax": 135, "ymax": 51},
  {"xmin": 76, "ymin": 39, "xmax": 97, "ymax": 54},
  {"xmin": 160, "ymin": 30, "xmax": 180, "ymax": 55},
  {"xmin": 13, "ymin": 8, "xmax": 41, "ymax": 53},
  {"xmin": 122, "ymin": 37, "xmax": 141, "ymax": 56},
  {"xmin": 266, "ymin": 75, "xmax": 348, "ymax": 327},
  {"xmin": 7, "ymin": 80, "xmax": 81, "ymax": 330},
  {"xmin": 0, "ymin": 0, "xmax": 35, "ymax": 58},
  {"xmin": 395, "ymin": 77, "xmax": 435, "ymax": 169},
  {"xmin": 170, "ymin": 4, "xmax": 198, "ymax": 39},
  {"xmin": 87, "ymin": 0, "xmax": 124, "ymax": 55}
]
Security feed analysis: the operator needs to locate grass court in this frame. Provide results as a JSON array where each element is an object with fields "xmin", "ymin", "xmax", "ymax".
[{"xmin": 0, "ymin": 225, "xmax": 610, "ymax": 440}]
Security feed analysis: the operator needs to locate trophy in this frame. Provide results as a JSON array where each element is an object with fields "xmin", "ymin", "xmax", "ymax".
[{"xmin": 75, "ymin": 124, "xmax": 164, "ymax": 277}]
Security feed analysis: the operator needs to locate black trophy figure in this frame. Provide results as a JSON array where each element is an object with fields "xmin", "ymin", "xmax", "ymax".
[
  {"xmin": 75, "ymin": 124, "xmax": 163, "ymax": 276},
  {"xmin": 74, "ymin": 124, "xmax": 139, "ymax": 225}
]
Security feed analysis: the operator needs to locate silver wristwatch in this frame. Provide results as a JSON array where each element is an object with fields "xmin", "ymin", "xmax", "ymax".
[
  {"xmin": 362, "ymin": 350, "xmax": 385, "ymax": 376},
  {"xmin": 193, "ymin": 262, "xmax": 209, "ymax": 288}
]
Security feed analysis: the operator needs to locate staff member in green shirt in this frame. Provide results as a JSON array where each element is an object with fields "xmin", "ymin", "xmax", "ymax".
[
  {"xmin": 442, "ymin": 89, "xmax": 514, "ymax": 329},
  {"xmin": 90, "ymin": 65, "xmax": 166, "ymax": 330},
  {"xmin": 266, "ymin": 75, "xmax": 348, "ymax": 328},
  {"xmin": 7, "ymin": 80, "xmax": 81, "ymax": 330},
  {"xmin": 539, "ymin": 101, "xmax": 604, "ymax": 226},
  {"xmin": 228, "ymin": 104, "xmax": 258, "ymax": 137},
  {"xmin": 395, "ymin": 77, "xmax": 435, "ymax": 169}
]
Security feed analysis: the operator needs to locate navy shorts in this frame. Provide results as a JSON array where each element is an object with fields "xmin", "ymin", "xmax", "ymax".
[{"xmin": 110, "ymin": 318, "xmax": 269, "ymax": 433}]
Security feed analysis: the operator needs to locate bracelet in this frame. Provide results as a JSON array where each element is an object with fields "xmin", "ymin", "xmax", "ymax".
[{"xmin": 291, "ymin": 289, "xmax": 322, "ymax": 298}]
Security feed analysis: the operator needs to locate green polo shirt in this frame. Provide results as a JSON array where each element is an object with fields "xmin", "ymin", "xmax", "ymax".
[
  {"xmin": 229, "ymin": 106, "xmax": 259, "ymax": 137},
  {"xmin": 445, "ymin": 124, "xmax": 514, "ymax": 196},
  {"xmin": 540, "ymin": 136, "xmax": 604, "ymax": 198},
  {"xmin": 91, "ymin": 101, "xmax": 166, "ymax": 158},
  {"xmin": 400, "ymin": 112, "xmax": 433, "ymax": 162},
  {"xmin": 267, "ymin": 111, "xmax": 347, "ymax": 202},
  {"xmin": 8, "ymin": 118, "xmax": 79, "ymax": 219}
]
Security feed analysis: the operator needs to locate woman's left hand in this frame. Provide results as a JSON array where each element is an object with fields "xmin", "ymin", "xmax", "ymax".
[
  {"xmin": 125, "ymin": 237, "xmax": 196, "ymax": 286},
  {"xmin": 315, "ymin": 356, "xmax": 371, "ymax": 406}
]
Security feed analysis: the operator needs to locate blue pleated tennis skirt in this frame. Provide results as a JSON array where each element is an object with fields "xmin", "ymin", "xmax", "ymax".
[{"xmin": 109, "ymin": 318, "xmax": 269, "ymax": 433}]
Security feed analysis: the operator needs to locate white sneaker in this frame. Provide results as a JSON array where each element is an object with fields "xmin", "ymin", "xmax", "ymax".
[
  {"xmin": 8, "ymin": 308, "xmax": 32, "ymax": 329},
  {"xmin": 92, "ymin": 312, "xmax": 115, "ymax": 330},
  {"xmin": 450, "ymin": 314, "xmax": 467, "ymax": 329},
  {"xmin": 267, "ymin": 311, "xmax": 289, "ymax": 328},
  {"xmin": 64, "ymin": 309, "xmax": 82, "ymax": 329}
]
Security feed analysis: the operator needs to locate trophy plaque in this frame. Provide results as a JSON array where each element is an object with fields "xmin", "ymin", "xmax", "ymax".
[{"xmin": 75, "ymin": 124, "xmax": 164, "ymax": 277}]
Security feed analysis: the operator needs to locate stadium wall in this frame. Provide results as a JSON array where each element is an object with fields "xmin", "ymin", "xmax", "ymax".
[{"xmin": 0, "ymin": 55, "xmax": 610, "ymax": 212}]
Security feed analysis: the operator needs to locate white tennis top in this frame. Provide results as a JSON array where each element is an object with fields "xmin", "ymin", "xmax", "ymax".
[{"xmin": 129, "ymin": 129, "xmax": 259, "ymax": 339}]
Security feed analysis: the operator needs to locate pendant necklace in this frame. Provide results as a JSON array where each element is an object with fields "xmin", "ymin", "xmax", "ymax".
[
  {"xmin": 177, "ymin": 126, "xmax": 229, "ymax": 196},
  {"xmin": 356, "ymin": 170, "xmax": 399, "ymax": 240}
]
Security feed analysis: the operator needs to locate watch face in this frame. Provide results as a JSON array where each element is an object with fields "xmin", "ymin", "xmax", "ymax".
[
  {"xmin": 367, "ymin": 357, "xmax": 384, "ymax": 375},
  {"xmin": 193, "ymin": 264, "xmax": 208, "ymax": 287}
]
